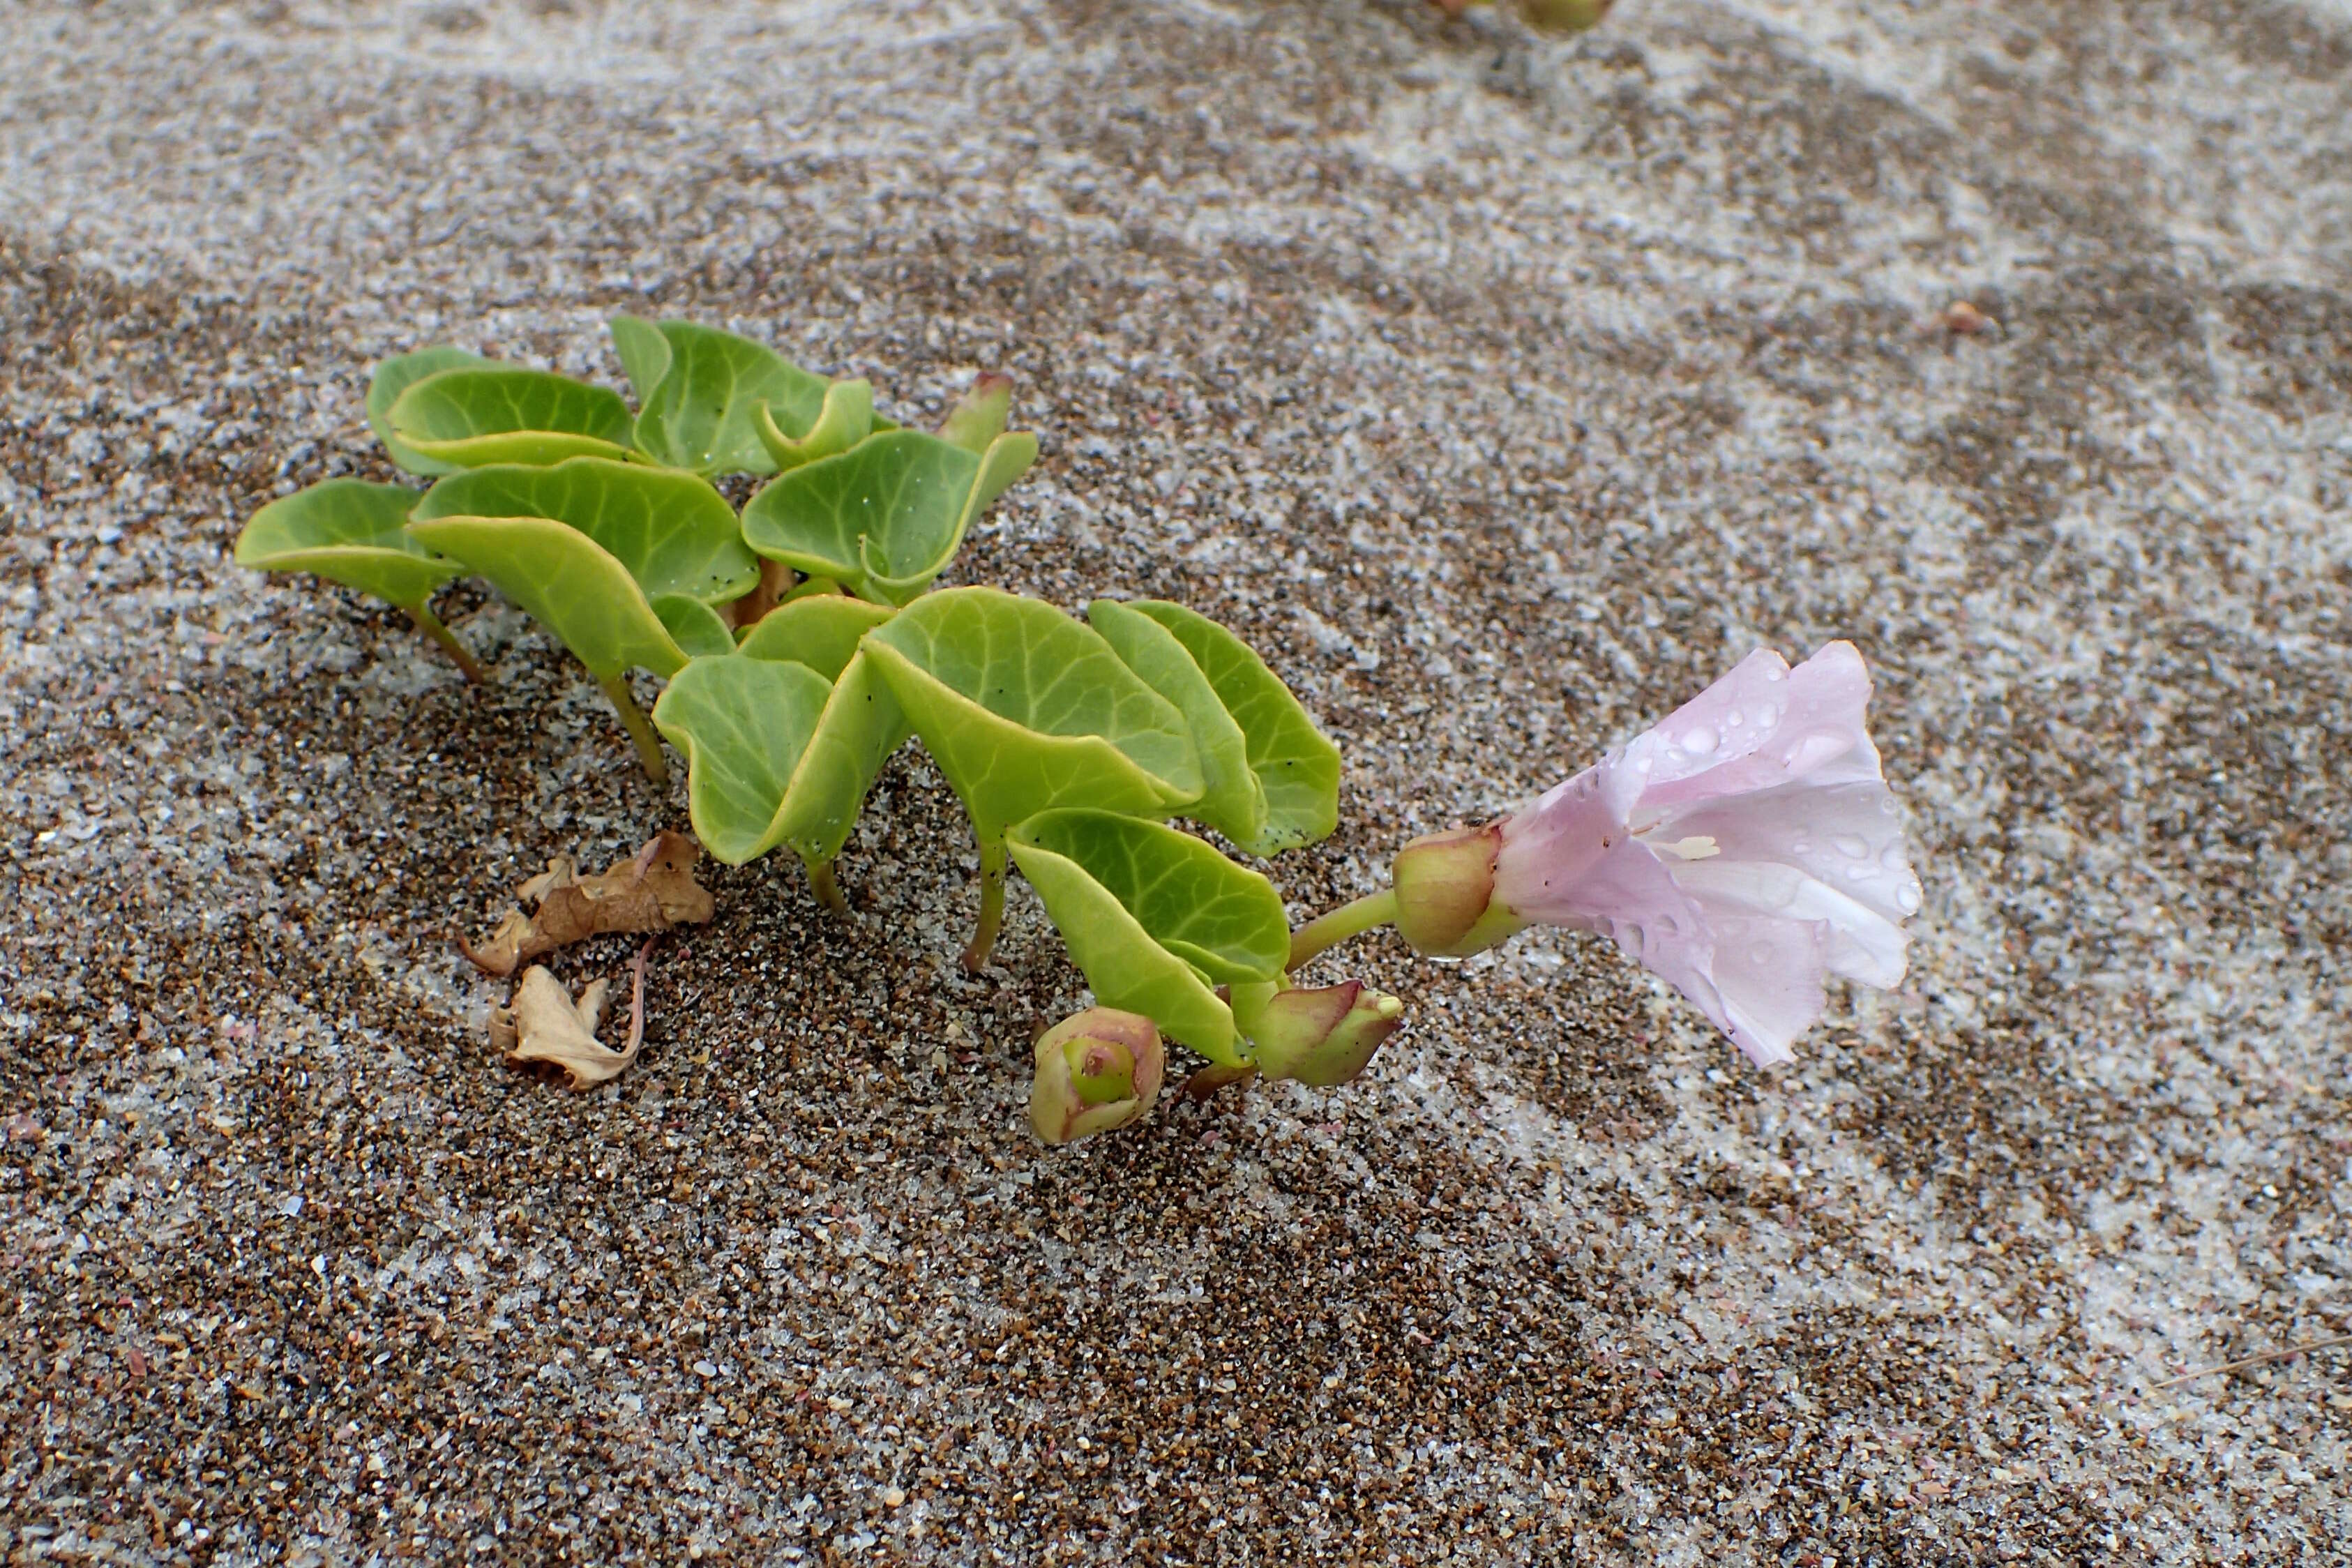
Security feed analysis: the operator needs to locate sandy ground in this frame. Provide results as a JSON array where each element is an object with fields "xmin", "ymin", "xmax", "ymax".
[{"xmin": 4, "ymin": 0, "xmax": 2351, "ymax": 1562}]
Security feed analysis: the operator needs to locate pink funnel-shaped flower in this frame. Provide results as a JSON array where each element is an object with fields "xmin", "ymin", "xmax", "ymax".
[{"xmin": 1491, "ymin": 642, "xmax": 1920, "ymax": 1066}]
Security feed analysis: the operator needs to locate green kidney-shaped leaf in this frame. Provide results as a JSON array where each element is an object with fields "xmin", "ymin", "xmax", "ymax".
[
  {"xmin": 409, "ymin": 457, "xmax": 757, "ymax": 605},
  {"xmin": 652, "ymin": 639, "xmax": 910, "ymax": 868},
  {"xmin": 739, "ymin": 428, "xmax": 1037, "ymax": 605},
  {"xmin": 734, "ymin": 594, "xmax": 895, "ymax": 677},
  {"xmin": 404, "ymin": 514, "xmax": 687, "ymax": 681},
  {"xmin": 1009, "ymin": 810, "xmax": 1289, "ymax": 1062},
  {"xmin": 653, "ymin": 595, "xmax": 738, "ymax": 660},
  {"xmin": 650, "ymin": 654, "xmax": 836, "ymax": 864},
  {"xmin": 1090, "ymin": 598, "xmax": 1340, "ymax": 854},
  {"xmin": 234, "ymin": 480, "xmax": 457, "ymax": 609},
  {"xmin": 615, "ymin": 317, "xmax": 842, "ymax": 477},
  {"xmin": 861, "ymin": 588, "xmax": 1201, "ymax": 852},
  {"xmin": 367, "ymin": 346, "xmax": 492, "ymax": 476},
  {"xmin": 386, "ymin": 366, "xmax": 635, "ymax": 468},
  {"xmin": 755, "ymin": 377, "xmax": 875, "ymax": 472}
]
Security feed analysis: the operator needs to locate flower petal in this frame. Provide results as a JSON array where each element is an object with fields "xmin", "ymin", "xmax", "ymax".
[
  {"xmin": 1666, "ymin": 854, "xmax": 1908, "ymax": 988},
  {"xmin": 1643, "ymin": 641, "xmax": 1884, "ymax": 811},
  {"xmin": 1658, "ymin": 779, "xmax": 1922, "ymax": 930},
  {"xmin": 1622, "ymin": 647, "xmax": 1795, "ymax": 796},
  {"xmin": 1700, "ymin": 914, "xmax": 1830, "ymax": 1067}
]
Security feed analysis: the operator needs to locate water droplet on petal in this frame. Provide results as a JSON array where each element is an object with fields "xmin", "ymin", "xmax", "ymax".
[
  {"xmin": 1831, "ymin": 834, "xmax": 1869, "ymax": 859},
  {"xmin": 1790, "ymin": 839, "xmax": 1811, "ymax": 854},
  {"xmin": 1682, "ymin": 726, "xmax": 1719, "ymax": 754},
  {"xmin": 1750, "ymin": 942, "xmax": 1774, "ymax": 965},
  {"xmin": 1879, "ymin": 797, "xmax": 1898, "ymax": 815},
  {"xmin": 1725, "ymin": 709, "xmax": 1744, "ymax": 728},
  {"xmin": 1879, "ymin": 843, "xmax": 1908, "ymax": 870},
  {"xmin": 1843, "ymin": 864, "xmax": 1871, "ymax": 882},
  {"xmin": 1896, "ymin": 879, "xmax": 1922, "ymax": 913}
]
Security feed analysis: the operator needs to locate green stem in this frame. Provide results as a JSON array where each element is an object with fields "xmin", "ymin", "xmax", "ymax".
[
  {"xmin": 806, "ymin": 857, "xmax": 850, "ymax": 918},
  {"xmin": 597, "ymin": 673, "xmax": 668, "ymax": 787},
  {"xmin": 406, "ymin": 602, "xmax": 486, "ymax": 684},
  {"xmin": 962, "ymin": 836, "xmax": 1009, "ymax": 972},
  {"xmin": 1288, "ymin": 888, "xmax": 1399, "ymax": 972}
]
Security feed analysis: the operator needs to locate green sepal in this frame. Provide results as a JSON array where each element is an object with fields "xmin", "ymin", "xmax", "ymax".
[
  {"xmin": 234, "ymin": 479, "xmax": 457, "ymax": 609},
  {"xmin": 366, "ymin": 347, "xmax": 492, "ymax": 476},
  {"xmin": 1088, "ymin": 598, "xmax": 1340, "ymax": 854},
  {"xmin": 1009, "ymin": 810, "xmax": 1289, "ymax": 1064},
  {"xmin": 385, "ymin": 365, "xmax": 635, "ymax": 468}
]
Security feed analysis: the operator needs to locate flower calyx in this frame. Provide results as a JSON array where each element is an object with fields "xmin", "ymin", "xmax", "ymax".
[{"xmin": 1391, "ymin": 823, "xmax": 1529, "ymax": 958}]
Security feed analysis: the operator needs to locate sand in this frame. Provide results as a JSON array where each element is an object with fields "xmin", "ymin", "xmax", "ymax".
[{"xmin": 3, "ymin": 0, "xmax": 2350, "ymax": 1561}]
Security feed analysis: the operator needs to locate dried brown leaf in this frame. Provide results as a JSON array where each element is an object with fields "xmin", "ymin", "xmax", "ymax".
[
  {"xmin": 492, "ymin": 943, "xmax": 651, "ymax": 1090},
  {"xmin": 462, "ymin": 831, "xmax": 714, "ymax": 977}
]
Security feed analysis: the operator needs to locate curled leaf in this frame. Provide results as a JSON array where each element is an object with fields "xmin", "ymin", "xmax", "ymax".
[
  {"xmin": 386, "ymin": 365, "xmax": 635, "ymax": 468},
  {"xmin": 407, "ymin": 457, "xmax": 759, "ymax": 684},
  {"xmin": 739, "ymin": 379, "xmax": 1037, "ymax": 604},
  {"xmin": 236, "ymin": 479, "xmax": 458, "ymax": 610},
  {"xmin": 755, "ymin": 377, "xmax": 875, "ymax": 472},
  {"xmin": 462, "ymin": 831, "xmax": 714, "ymax": 977},
  {"xmin": 490, "ymin": 947, "xmax": 649, "ymax": 1090},
  {"xmin": 1087, "ymin": 598, "xmax": 1341, "ymax": 854},
  {"xmin": 1006, "ymin": 808, "xmax": 1288, "ymax": 1063},
  {"xmin": 864, "ymin": 587, "xmax": 1202, "ymax": 845},
  {"xmin": 615, "ymin": 316, "xmax": 863, "ymax": 476},
  {"xmin": 367, "ymin": 345, "xmax": 493, "ymax": 475},
  {"xmin": 654, "ymin": 596, "xmax": 910, "ymax": 869}
]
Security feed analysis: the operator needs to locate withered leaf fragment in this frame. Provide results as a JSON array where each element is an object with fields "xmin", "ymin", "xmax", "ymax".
[
  {"xmin": 463, "ymin": 831, "xmax": 714, "ymax": 977},
  {"xmin": 490, "ymin": 944, "xmax": 649, "ymax": 1090}
]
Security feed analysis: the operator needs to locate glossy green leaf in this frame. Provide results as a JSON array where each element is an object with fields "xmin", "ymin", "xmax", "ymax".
[
  {"xmin": 1090, "ymin": 598, "xmax": 1340, "ymax": 854},
  {"xmin": 1009, "ymin": 811, "xmax": 1288, "ymax": 1062},
  {"xmin": 650, "ymin": 654, "xmax": 835, "ymax": 864},
  {"xmin": 861, "ymin": 587, "xmax": 1201, "ymax": 853},
  {"xmin": 409, "ymin": 457, "xmax": 757, "ymax": 605},
  {"xmin": 653, "ymin": 595, "xmax": 737, "ymax": 660},
  {"xmin": 609, "ymin": 315, "xmax": 674, "ymax": 409},
  {"xmin": 755, "ymin": 377, "xmax": 874, "ymax": 472},
  {"xmin": 734, "ymin": 594, "xmax": 895, "ymax": 678},
  {"xmin": 617, "ymin": 317, "xmax": 836, "ymax": 476},
  {"xmin": 774, "ymin": 652, "xmax": 910, "ymax": 864},
  {"xmin": 367, "ymin": 346, "xmax": 491, "ymax": 476},
  {"xmin": 653, "ymin": 642, "xmax": 910, "ymax": 868},
  {"xmin": 403, "ymin": 514, "xmax": 688, "ymax": 681},
  {"xmin": 234, "ymin": 479, "xmax": 456, "ymax": 608},
  {"xmin": 739, "ymin": 428, "xmax": 1037, "ymax": 605},
  {"xmin": 386, "ymin": 365, "xmax": 634, "ymax": 468}
]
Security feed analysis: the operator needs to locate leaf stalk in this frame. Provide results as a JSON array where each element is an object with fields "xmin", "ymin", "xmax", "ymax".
[
  {"xmin": 596, "ymin": 673, "xmax": 669, "ymax": 786},
  {"xmin": 405, "ymin": 602, "xmax": 487, "ymax": 684},
  {"xmin": 963, "ymin": 838, "xmax": 1009, "ymax": 971},
  {"xmin": 1288, "ymin": 889, "xmax": 1399, "ymax": 972}
]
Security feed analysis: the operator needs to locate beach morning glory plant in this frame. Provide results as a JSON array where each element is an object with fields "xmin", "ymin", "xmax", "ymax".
[{"xmin": 239, "ymin": 317, "xmax": 1917, "ymax": 1147}]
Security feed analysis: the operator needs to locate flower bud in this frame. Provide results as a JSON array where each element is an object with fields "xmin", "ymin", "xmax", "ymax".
[
  {"xmin": 1241, "ymin": 981, "xmax": 1405, "ymax": 1087},
  {"xmin": 1518, "ymin": 0, "xmax": 1613, "ymax": 33},
  {"xmin": 1391, "ymin": 824, "xmax": 1528, "ymax": 958},
  {"xmin": 1029, "ymin": 1007, "xmax": 1165, "ymax": 1144}
]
